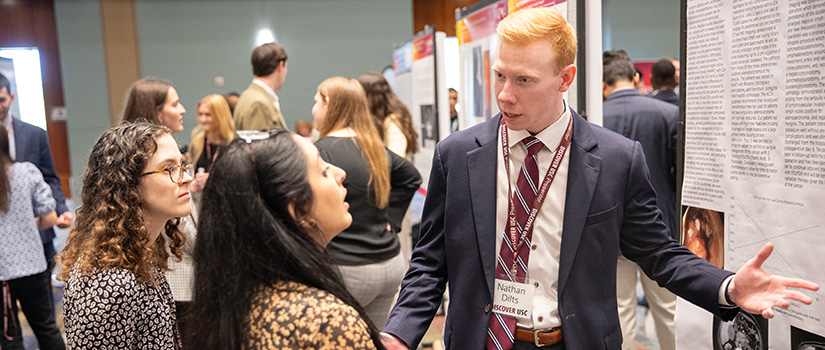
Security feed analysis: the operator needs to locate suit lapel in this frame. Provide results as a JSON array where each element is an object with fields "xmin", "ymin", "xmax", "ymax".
[
  {"xmin": 12, "ymin": 118, "xmax": 27, "ymax": 160},
  {"xmin": 467, "ymin": 116, "xmax": 501, "ymax": 297},
  {"xmin": 558, "ymin": 112, "xmax": 601, "ymax": 296}
]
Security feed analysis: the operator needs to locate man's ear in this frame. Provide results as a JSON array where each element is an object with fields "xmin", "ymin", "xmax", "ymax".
[
  {"xmin": 558, "ymin": 64, "xmax": 577, "ymax": 92},
  {"xmin": 278, "ymin": 60, "xmax": 287, "ymax": 72}
]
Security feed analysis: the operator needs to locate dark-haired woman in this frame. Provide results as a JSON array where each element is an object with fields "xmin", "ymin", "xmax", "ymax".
[
  {"xmin": 0, "ymin": 125, "xmax": 63, "ymax": 350},
  {"xmin": 189, "ymin": 128, "xmax": 385, "ymax": 349},
  {"xmin": 312, "ymin": 77, "xmax": 421, "ymax": 329},
  {"xmin": 58, "ymin": 122, "xmax": 191, "ymax": 349},
  {"xmin": 358, "ymin": 72, "xmax": 418, "ymax": 159}
]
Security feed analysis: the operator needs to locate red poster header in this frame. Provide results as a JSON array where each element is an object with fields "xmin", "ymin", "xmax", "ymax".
[
  {"xmin": 509, "ymin": 0, "xmax": 566, "ymax": 13},
  {"xmin": 413, "ymin": 33, "xmax": 434, "ymax": 60},
  {"xmin": 457, "ymin": 1, "xmax": 508, "ymax": 45}
]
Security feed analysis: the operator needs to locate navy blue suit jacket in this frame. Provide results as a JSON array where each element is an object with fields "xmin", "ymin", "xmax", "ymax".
[
  {"xmin": 648, "ymin": 89, "xmax": 679, "ymax": 106},
  {"xmin": 603, "ymin": 89, "xmax": 679, "ymax": 238},
  {"xmin": 384, "ymin": 110, "xmax": 737, "ymax": 350},
  {"xmin": 12, "ymin": 117, "xmax": 68, "ymax": 242}
]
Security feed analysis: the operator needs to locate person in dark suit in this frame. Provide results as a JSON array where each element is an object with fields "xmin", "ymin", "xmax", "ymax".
[
  {"xmin": 647, "ymin": 59, "xmax": 679, "ymax": 106},
  {"xmin": 602, "ymin": 50, "xmax": 679, "ymax": 350},
  {"xmin": 380, "ymin": 8, "xmax": 818, "ymax": 350},
  {"xmin": 0, "ymin": 73, "xmax": 67, "ymax": 349}
]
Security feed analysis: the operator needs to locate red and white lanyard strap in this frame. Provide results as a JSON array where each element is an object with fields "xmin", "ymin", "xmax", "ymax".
[{"xmin": 500, "ymin": 116, "xmax": 573, "ymax": 277}]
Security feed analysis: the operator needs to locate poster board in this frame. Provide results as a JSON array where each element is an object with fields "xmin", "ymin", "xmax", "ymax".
[
  {"xmin": 676, "ymin": 1, "xmax": 825, "ymax": 349},
  {"xmin": 455, "ymin": 0, "xmax": 569, "ymax": 130},
  {"xmin": 408, "ymin": 27, "xmax": 450, "ymax": 188}
]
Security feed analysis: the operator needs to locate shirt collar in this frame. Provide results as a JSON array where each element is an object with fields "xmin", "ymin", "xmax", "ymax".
[
  {"xmin": 507, "ymin": 99, "xmax": 571, "ymax": 152},
  {"xmin": 252, "ymin": 79, "xmax": 279, "ymax": 102},
  {"xmin": 2, "ymin": 115, "xmax": 12, "ymax": 132}
]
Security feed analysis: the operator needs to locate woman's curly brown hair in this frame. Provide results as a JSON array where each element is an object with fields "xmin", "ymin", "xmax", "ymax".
[{"xmin": 57, "ymin": 121, "xmax": 185, "ymax": 283}]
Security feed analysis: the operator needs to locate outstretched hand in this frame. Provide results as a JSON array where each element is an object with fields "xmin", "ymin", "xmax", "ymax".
[
  {"xmin": 728, "ymin": 243, "xmax": 819, "ymax": 318},
  {"xmin": 380, "ymin": 332, "xmax": 409, "ymax": 350}
]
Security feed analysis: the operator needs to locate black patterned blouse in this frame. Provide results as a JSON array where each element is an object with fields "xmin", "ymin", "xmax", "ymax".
[
  {"xmin": 63, "ymin": 266, "xmax": 182, "ymax": 349},
  {"xmin": 246, "ymin": 281, "xmax": 378, "ymax": 349}
]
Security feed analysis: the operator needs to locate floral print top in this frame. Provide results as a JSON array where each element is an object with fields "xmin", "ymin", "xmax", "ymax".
[
  {"xmin": 64, "ymin": 265, "xmax": 181, "ymax": 349},
  {"xmin": 246, "ymin": 281, "xmax": 378, "ymax": 349}
]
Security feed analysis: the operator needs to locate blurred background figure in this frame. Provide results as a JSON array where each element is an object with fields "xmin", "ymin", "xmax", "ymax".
[
  {"xmin": 602, "ymin": 50, "xmax": 679, "ymax": 350},
  {"xmin": 1, "ymin": 72, "xmax": 70, "ymax": 350},
  {"xmin": 295, "ymin": 120, "xmax": 313, "ymax": 138},
  {"xmin": 223, "ymin": 92, "xmax": 240, "ymax": 115},
  {"xmin": 358, "ymin": 72, "xmax": 418, "ymax": 159},
  {"xmin": 121, "ymin": 78, "xmax": 187, "ymax": 134},
  {"xmin": 234, "ymin": 42, "xmax": 288, "ymax": 130},
  {"xmin": 313, "ymin": 77, "xmax": 421, "ymax": 328},
  {"xmin": 188, "ymin": 94, "xmax": 236, "ymax": 195},
  {"xmin": 59, "ymin": 122, "xmax": 190, "ymax": 349},
  {"xmin": 189, "ymin": 128, "xmax": 385, "ymax": 349},
  {"xmin": 667, "ymin": 57, "xmax": 680, "ymax": 95},
  {"xmin": 448, "ymin": 87, "xmax": 459, "ymax": 133},
  {"xmin": 647, "ymin": 59, "xmax": 679, "ymax": 106},
  {"xmin": 0, "ymin": 125, "xmax": 64, "ymax": 350}
]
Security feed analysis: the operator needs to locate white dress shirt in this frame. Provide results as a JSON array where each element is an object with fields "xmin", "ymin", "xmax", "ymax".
[
  {"xmin": 495, "ymin": 101, "xmax": 571, "ymax": 330},
  {"xmin": 3, "ymin": 116, "xmax": 15, "ymax": 160}
]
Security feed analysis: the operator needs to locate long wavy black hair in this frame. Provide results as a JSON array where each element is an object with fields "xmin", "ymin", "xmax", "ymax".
[{"xmin": 188, "ymin": 127, "xmax": 385, "ymax": 349}]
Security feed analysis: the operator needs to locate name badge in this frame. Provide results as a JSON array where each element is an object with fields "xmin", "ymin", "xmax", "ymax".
[{"xmin": 493, "ymin": 278, "xmax": 535, "ymax": 319}]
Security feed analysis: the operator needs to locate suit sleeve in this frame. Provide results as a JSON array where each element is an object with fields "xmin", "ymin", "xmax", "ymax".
[
  {"xmin": 386, "ymin": 150, "xmax": 421, "ymax": 233},
  {"xmin": 34, "ymin": 127, "xmax": 68, "ymax": 215},
  {"xmin": 619, "ymin": 142, "xmax": 738, "ymax": 321},
  {"xmin": 384, "ymin": 144, "xmax": 449, "ymax": 348}
]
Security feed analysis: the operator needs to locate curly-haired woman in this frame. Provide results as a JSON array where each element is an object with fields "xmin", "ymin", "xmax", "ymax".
[{"xmin": 57, "ymin": 121, "xmax": 191, "ymax": 349}]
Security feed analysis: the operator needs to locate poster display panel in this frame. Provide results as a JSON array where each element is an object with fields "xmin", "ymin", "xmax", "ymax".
[
  {"xmin": 676, "ymin": 1, "xmax": 825, "ymax": 349},
  {"xmin": 409, "ymin": 28, "xmax": 449, "ymax": 187},
  {"xmin": 456, "ymin": 0, "xmax": 568, "ymax": 130}
]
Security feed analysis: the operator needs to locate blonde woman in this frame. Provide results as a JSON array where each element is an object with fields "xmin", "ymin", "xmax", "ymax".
[
  {"xmin": 312, "ymin": 77, "xmax": 421, "ymax": 328},
  {"xmin": 188, "ymin": 94, "xmax": 236, "ymax": 194}
]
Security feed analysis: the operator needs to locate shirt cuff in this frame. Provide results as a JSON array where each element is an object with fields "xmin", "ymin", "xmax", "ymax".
[{"xmin": 718, "ymin": 275, "xmax": 736, "ymax": 307}]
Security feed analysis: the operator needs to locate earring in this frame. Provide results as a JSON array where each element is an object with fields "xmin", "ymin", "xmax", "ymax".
[{"xmin": 299, "ymin": 219, "xmax": 317, "ymax": 228}]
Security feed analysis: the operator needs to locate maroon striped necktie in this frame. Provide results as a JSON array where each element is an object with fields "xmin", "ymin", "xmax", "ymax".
[{"xmin": 486, "ymin": 136, "xmax": 544, "ymax": 350}]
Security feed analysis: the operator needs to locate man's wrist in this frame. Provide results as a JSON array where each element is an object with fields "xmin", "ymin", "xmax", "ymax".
[{"xmin": 719, "ymin": 275, "xmax": 736, "ymax": 307}]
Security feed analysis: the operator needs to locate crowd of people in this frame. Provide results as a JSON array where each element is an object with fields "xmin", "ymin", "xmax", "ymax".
[{"xmin": 0, "ymin": 7, "xmax": 820, "ymax": 350}]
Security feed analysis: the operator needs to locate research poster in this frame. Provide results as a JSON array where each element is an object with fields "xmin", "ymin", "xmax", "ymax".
[
  {"xmin": 456, "ymin": 0, "xmax": 568, "ymax": 129},
  {"xmin": 456, "ymin": 0, "xmax": 507, "ymax": 129},
  {"xmin": 676, "ymin": 1, "xmax": 825, "ymax": 349}
]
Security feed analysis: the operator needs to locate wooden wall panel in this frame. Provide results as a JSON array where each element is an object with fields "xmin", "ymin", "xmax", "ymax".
[
  {"xmin": 0, "ymin": 0, "xmax": 72, "ymax": 198},
  {"xmin": 413, "ymin": 0, "xmax": 479, "ymax": 36},
  {"xmin": 99, "ymin": 0, "xmax": 140, "ymax": 125}
]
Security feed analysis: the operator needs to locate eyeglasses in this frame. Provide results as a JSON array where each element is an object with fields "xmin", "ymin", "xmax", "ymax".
[{"xmin": 141, "ymin": 163, "xmax": 192, "ymax": 184}]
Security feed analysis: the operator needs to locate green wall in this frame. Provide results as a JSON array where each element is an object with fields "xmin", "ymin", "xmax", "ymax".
[
  {"xmin": 55, "ymin": 0, "xmax": 413, "ymax": 198},
  {"xmin": 54, "ymin": 0, "xmax": 111, "ymax": 198},
  {"xmin": 602, "ymin": 0, "xmax": 680, "ymax": 61}
]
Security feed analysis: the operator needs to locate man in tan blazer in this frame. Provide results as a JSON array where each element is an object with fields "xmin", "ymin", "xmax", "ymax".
[{"xmin": 234, "ymin": 42, "xmax": 288, "ymax": 130}]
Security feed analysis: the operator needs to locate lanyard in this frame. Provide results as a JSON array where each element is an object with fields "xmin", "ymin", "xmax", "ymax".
[
  {"xmin": 205, "ymin": 138, "xmax": 221, "ymax": 170},
  {"xmin": 500, "ymin": 116, "xmax": 573, "ymax": 277}
]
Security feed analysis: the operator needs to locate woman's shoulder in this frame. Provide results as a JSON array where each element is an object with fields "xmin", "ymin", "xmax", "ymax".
[
  {"xmin": 10, "ymin": 161, "xmax": 41, "ymax": 178},
  {"xmin": 68, "ymin": 266, "xmax": 140, "ymax": 296},
  {"xmin": 247, "ymin": 281, "xmax": 376, "ymax": 349},
  {"xmin": 251, "ymin": 281, "xmax": 347, "ymax": 314}
]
